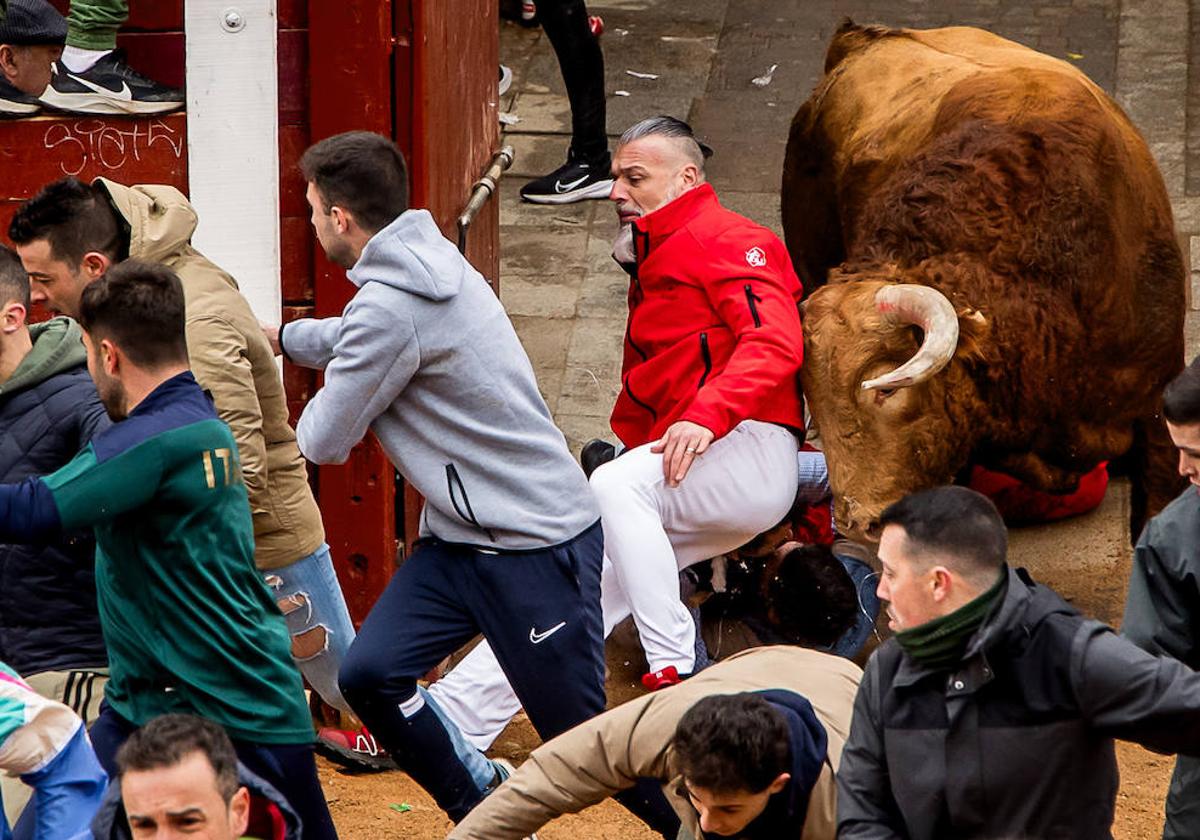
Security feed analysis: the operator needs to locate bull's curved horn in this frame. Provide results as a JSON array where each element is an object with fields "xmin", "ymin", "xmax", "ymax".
[{"xmin": 860, "ymin": 284, "xmax": 959, "ymax": 391}]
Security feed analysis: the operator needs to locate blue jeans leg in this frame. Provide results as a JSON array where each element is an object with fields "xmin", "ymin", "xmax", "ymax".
[
  {"xmin": 264, "ymin": 544, "xmax": 356, "ymax": 714},
  {"xmin": 829, "ymin": 555, "xmax": 881, "ymax": 659}
]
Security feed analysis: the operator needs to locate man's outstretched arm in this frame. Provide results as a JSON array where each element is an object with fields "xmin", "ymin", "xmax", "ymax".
[
  {"xmin": 0, "ymin": 441, "xmax": 165, "ymax": 542},
  {"xmin": 0, "ymin": 478, "xmax": 62, "ymax": 543}
]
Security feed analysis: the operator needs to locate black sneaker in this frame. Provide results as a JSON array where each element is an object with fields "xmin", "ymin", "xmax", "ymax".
[
  {"xmin": 40, "ymin": 50, "xmax": 184, "ymax": 116},
  {"xmin": 580, "ymin": 438, "xmax": 616, "ymax": 478},
  {"xmin": 0, "ymin": 77, "xmax": 40, "ymax": 117},
  {"xmin": 520, "ymin": 151, "xmax": 613, "ymax": 204}
]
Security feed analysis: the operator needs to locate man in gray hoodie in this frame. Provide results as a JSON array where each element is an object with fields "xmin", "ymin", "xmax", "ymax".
[{"xmin": 271, "ymin": 130, "xmax": 606, "ymax": 824}]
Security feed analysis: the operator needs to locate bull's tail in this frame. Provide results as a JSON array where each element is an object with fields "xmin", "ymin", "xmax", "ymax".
[{"xmin": 824, "ymin": 18, "xmax": 896, "ymax": 74}]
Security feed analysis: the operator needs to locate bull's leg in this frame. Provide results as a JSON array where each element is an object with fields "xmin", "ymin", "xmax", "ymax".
[{"xmin": 781, "ymin": 101, "xmax": 844, "ymax": 296}]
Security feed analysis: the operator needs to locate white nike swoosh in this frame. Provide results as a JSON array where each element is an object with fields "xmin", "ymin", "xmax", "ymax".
[
  {"xmin": 529, "ymin": 621, "xmax": 567, "ymax": 644},
  {"xmin": 68, "ymin": 74, "xmax": 133, "ymax": 101},
  {"xmin": 554, "ymin": 174, "xmax": 589, "ymax": 193}
]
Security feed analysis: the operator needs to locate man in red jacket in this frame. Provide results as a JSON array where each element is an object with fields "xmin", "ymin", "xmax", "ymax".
[
  {"xmin": 592, "ymin": 115, "xmax": 805, "ymax": 687},
  {"xmin": 429, "ymin": 117, "xmax": 807, "ymax": 760}
]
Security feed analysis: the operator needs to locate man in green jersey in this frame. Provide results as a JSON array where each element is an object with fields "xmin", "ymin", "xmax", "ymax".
[{"xmin": 0, "ymin": 260, "xmax": 337, "ymax": 839}]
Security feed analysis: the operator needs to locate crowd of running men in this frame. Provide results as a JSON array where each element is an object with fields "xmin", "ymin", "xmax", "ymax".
[{"xmin": 5, "ymin": 0, "xmax": 1200, "ymax": 837}]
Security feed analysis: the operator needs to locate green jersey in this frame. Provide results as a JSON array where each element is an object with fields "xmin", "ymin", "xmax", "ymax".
[{"xmin": 2, "ymin": 372, "xmax": 311, "ymax": 744}]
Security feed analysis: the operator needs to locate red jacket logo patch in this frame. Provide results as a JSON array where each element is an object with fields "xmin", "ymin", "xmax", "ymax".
[{"xmin": 745, "ymin": 246, "xmax": 767, "ymax": 267}]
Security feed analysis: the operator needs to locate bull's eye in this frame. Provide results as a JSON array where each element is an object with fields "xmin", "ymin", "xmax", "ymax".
[{"xmin": 874, "ymin": 388, "xmax": 897, "ymax": 404}]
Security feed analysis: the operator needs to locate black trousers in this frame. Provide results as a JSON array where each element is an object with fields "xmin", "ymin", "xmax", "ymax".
[
  {"xmin": 534, "ymin": 0, "xmax": 608, "ymax": 161},
  {"xmin": 338, "ymin": 522, "xmax": 607, "ymax": 822}
]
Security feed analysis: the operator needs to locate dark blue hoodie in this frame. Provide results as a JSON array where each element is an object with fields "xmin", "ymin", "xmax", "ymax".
[{"xmin": 702, "ymin": 689, "xmax": 828, "ymax": 840}]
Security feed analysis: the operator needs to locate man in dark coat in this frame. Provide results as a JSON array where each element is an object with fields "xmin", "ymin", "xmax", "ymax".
[
  {"xmin": 1122, "ymin": 354, "xmax": 1200, "ymax": 839},
  {"xmin": 0, "ymin": 244, "xmax": 108, "ymax": 823},
  {"xmin": 839, "ymin": 485, "xmax": 1200, "ymax": 840}
]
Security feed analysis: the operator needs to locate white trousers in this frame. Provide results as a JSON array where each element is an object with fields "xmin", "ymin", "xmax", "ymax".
[{"xmin": 429, "ymin": 419, "xmax": 799, "ymax": 750}]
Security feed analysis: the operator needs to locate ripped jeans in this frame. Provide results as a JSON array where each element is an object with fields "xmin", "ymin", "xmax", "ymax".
[{"xmin": 264, "ymin": 544, "xmax": 355, "ymax": 713}]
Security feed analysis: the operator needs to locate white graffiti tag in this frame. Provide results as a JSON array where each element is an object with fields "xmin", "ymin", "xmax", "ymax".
[{"xmin": 43, "ymin": 119, "xmax": 184, "ymax": 176}]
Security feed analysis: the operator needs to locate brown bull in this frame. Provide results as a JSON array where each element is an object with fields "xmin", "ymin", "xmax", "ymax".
[{"xmin": 782, "ymin": 21, "xmax": 1185, "ymax": 540}]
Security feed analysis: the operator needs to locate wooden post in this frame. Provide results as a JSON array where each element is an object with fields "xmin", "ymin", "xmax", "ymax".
[{"xmin": 184, "ymin": 0, "xmax": 282, "ymax": 323}]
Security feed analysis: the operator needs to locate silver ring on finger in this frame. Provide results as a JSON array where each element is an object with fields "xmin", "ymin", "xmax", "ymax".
[{"xmin": 685, "ymin": 447, "xmax": 697, "ymax": 453}]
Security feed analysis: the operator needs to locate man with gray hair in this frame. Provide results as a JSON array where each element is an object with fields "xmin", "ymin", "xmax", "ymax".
[
  {"xmin": 432, "ymin": 116, "xmax": 807, "ymax": 751},
  {"xmin": 581, "ymin": 114, "xmax": 806, "ymax": 687}
]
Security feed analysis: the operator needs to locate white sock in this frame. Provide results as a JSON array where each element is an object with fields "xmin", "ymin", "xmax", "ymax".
[
  {"xmin": 398, "ymin": 692, "xmax": 426, "ymax": 719},
  {"xmin": 60, "ymin": 46, "xmax": 111, "ymax": 74}
]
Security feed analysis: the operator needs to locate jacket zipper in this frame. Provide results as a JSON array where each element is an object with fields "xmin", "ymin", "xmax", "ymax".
[
  {"xmin": 626, "ymin": 321, "xmax": 648, "ymax": 362},
  {"xmin": 623, "ymin": 377, "xmax": 658, "ymax": 420},
  {"xmin": 445, "ymin": 464, "xmax": 496, "ymax": 543},
  {"xmin": 698, "ymin": 332, "xmax": 712, "ymax": 388},
  {"xmin": 744, "ymin": 284, "xmax": 763, "ymax": 327}
]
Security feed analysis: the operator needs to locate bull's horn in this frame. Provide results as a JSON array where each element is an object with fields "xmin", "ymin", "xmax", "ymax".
[{"xmin": 861, "ymin": 285, "xmax": 959, "ymax": 391}]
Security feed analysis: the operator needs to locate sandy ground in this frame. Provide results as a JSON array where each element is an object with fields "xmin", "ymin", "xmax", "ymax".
[{"xmin": 322, "ymin": 479, "xmax": 1177, "ymax": 839}]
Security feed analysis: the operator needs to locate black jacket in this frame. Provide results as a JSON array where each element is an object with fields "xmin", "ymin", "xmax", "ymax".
[
  {"xmin": 838, "ymin": 565, "xmax": 1200, "ymax": 839},
  {"xmin": 0, "ymin": 319, "xmax": 109, "ymax": 675},
  {"xmin": 1123, "ymin": 486, "xmax": 1200, "ymax": 665}
]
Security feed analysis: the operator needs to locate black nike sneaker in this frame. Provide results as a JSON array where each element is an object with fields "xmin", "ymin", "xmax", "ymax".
[
  {"xmin": 0, "ymin": 77, "xmax": 41, "ymax": 117},
  {"xmin": 520, "ymin": 150, "xmax": 613, "ymax": 204},
  {"xmin": 40, "ymin": 51, "xmax": 184, "ymax": 116}
]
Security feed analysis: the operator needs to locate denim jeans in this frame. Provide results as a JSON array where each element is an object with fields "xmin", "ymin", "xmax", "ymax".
[
  {"xmin": 264, "ymin": 544, "xmax": 355, "ymax": 714},
  {"xmin": 828, "ymin": 554, "xmax": 881, "ymax": 659}
]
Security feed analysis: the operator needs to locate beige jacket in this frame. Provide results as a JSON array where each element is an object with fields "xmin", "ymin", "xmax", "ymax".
[
  {"xmin": 449, "ymin": 646, "xmax": 861, "ymax": 840},
  {"xmin": 95, "ymin": 178, "xmax": 325, "ymax": 570}
]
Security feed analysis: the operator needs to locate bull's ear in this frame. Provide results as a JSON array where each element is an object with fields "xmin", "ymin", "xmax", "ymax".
[{"xmin": 955, "ymin": 307, "xmax": 991, "ymax": 363}]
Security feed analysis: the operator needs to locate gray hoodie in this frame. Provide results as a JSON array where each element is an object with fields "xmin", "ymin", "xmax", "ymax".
[{"xmin": 282, "ymin": 209, "xmax": 598, "ymax": 549}]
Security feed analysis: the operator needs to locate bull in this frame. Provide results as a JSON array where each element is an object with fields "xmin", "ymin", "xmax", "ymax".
[{"xmin": 783, "ymin": 21, "xmax": 1186, "ymax": 539}]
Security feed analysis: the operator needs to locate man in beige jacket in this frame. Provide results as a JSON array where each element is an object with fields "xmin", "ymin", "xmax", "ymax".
[
  {"xmin": 449, "ymin": 645, "xmax": 860, "ymax": 840},
  {"xmin": 8, "ymin": 177, "xmax": 369, "ymax": 752}
]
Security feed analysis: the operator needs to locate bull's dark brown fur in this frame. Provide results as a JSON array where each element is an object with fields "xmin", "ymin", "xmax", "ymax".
[{"xmin": 785, "ymin": 22, "xmax": 1185, "ymax": 537}]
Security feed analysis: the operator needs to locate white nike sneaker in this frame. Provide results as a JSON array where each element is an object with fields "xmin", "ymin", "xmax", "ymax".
[
  {"xmin": 40, "ymin": 50, "xmax": 184, "ymax": 116},
  {"xmin": 520, "ymin": 151, "xmax": 613, "ymax": 204}
]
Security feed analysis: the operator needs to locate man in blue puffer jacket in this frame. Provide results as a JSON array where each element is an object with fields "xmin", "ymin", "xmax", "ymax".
[{"xmin": 0, "ymin": 245, "xmax": 108, "ymax": 824}]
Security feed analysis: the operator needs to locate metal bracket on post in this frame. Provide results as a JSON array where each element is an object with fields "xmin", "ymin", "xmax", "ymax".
[{"xmin": 457, "ymin": 145, "xmax": 515, "ymax": 254}]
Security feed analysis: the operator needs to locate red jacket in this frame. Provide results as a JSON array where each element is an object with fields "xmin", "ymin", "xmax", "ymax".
[{"xmin": 612, "ymin": 183, "xmax": 806, "ymax": 447}]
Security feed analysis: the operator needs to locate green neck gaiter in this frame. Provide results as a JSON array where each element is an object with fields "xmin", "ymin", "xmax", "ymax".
[{"xmin": 895, "ymin": 570, "xmax": 1007, "ymax": 670}]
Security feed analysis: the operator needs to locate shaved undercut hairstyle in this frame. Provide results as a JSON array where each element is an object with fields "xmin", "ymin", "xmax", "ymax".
[
  {"xmin": 116, "ymin": 714, "xmax": 240, "ymax": 803},
  {"xmin": 618, "ymin": 115, "xmax": 713, "ymax": 171},
  {"xmin": 879, "ymin": 486, "xmax": 1007, "ymax": 583},
  {"xmin": 0, "ymin": 245, "xmax": 29, "ymax": 308},
  {"xmin": 672, "ymin": 693, "xmax": 790, "ymax": 794},
  {"xmin": 8, "ymin": 177, "xmax": 125, "ymax": 265},
  {"xmin": 300, "ymin": 131, "xmax": 410, "ymax": 235},
  {"xmin": 78, "ymin": 260, "xmax": 187, "ymax": 369},
  {"xmin": 1163, "ymin": 357, "xmax": 1200, "ymax": 425}
]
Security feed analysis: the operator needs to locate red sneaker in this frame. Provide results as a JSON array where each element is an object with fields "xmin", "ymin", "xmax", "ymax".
[
  {"xmin": 316, "ymin": 726, "xmax": 397, "ymax": 771},
  {"xmin": 642, "ymin": 666, "xmax": 682, "ymax": 692}
]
